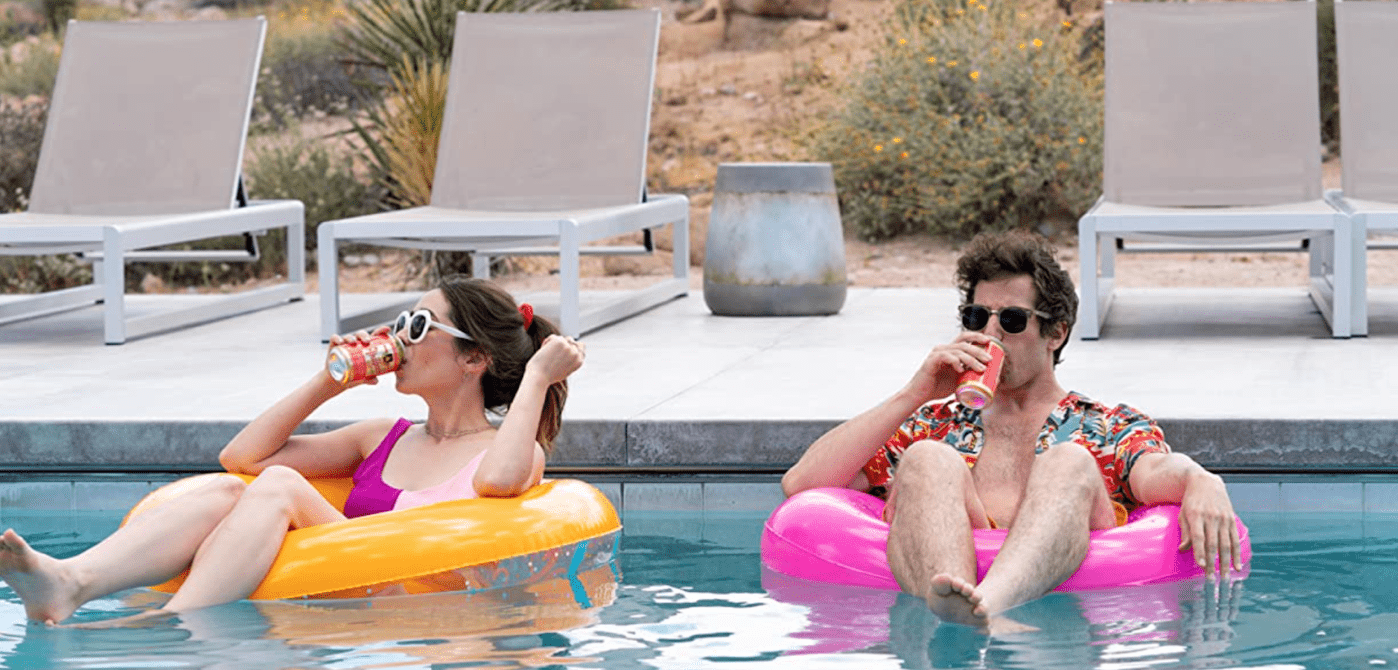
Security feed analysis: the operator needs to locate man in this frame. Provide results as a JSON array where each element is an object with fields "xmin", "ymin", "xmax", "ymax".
[{"xmin": 781, "ymin": 231, "xmax": 1241, "ymax": 633}]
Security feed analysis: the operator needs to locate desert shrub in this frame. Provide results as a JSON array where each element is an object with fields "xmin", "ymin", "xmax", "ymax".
[
  {"xmin": 811, "ymin": 0, "xmax": 1103, "ymax": 240},
  {"xmin": 0, "ymin": 254, "xmax": 90, "ymax": 292},
  {"xmin": 0, "ymin": 97, "xmax": 45, "ymax": 213},
  {"xmin": 0, "ymin": 34, "xmax": 59, "ymax": 99},
  {"xmin": 39, "ymin": 0, "xmax": 74, "ymax": 35},
  {"xmin": 0, "ymin": 5, "xmax": 46, "ymax": 47},
  {"xmin": 254, "ymin": 1, "xmax": 382, "ymax": 129},
  {"xmin": 245, "ymin": 133, "xmax": 384, "ymax": 253}
]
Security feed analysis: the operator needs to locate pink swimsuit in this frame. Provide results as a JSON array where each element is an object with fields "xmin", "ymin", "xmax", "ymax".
[{"xmin": 343, "ymin": 418, "xmax": 487, "ymax": 519}]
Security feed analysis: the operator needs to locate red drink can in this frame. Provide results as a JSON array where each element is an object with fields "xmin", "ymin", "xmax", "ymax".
[
  {"xmin": 955, "ymin": 339, "xmax": 1004, "ymax": 409},
  {"xmin": 326, "ymin": 333, "xmax": 405, "ymax": 385}
]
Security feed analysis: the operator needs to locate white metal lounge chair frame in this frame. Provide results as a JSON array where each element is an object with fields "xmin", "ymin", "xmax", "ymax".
[
  {"xmin": 1079, "ymin": 1, "xmax": 1352, "ymax": 339},
  {"xmin": 318, "ymin": 9, "xmax": 688, "ymax": 340},
  {"xmin": 1323, "ymin": 0, "xmax": 1398, "ymax": 337},
  {"xmin": 0, "ymin": 18, "xmax": 304, "ymax": 345}
]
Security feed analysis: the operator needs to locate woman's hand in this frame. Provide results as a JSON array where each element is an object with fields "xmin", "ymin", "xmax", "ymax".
[
  {"xmin": 525, "ymin": 334, "xmax": 586, "ymax": 385},
  {"xmin": 905, "ymin": 332, "xmax": 997, "ymax": 403},
  {"xmin": 324, "ymin": 326, "xmax": 393, "ymax": 388}
]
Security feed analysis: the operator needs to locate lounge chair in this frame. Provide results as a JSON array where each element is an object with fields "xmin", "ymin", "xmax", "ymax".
[
  {"xmin": 1079, "ymin": 1, "xmax": 1352, "ymax": 339},
  {"xmin": 317, "ymin": 9, "xmax": 688, "ymax": 340},
  {"xmin": 0, "ymin": 18, "xmax": 305, "ymax": 344},
  {"xmin": 1324, "ymin": 0, "xmax": 1398, "ymax": 336}
]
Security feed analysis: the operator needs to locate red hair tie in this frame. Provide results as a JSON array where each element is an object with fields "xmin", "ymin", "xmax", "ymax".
[{"xmin": 518, "ymin": 303, "xmax": 534, "ymax": 330}]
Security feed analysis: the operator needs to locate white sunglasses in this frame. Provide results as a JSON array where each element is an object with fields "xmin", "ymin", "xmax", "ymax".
[{"xmin": 391, "ymin": 309, "xmax": 473, "ymax": 344}]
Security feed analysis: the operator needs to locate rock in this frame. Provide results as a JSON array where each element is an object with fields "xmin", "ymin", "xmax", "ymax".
[
  {"xmin": 677, "ymin": 2, "xmax": 719, "ymax": 23},
  {"xmin": 680, "ymin": 0, "xmax": 830, "ymax": 23},
  {"xmin": 603, "ymin": 249, "xmax": 672, "ymax": 276},
  {"xmin": 140, "ymin": 273, "xmax": 167, "ymax": 294},
  {"xmin": 0, "ymin": 3, "xmax": 43, "ymax": 33},
  {"xmin": 729, "ymin": 0, "xmax": 830, "ymax": 20}
]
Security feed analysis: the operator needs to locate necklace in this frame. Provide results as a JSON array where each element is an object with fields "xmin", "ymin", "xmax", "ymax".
[{"xmin": 423, "ymin": 423, "xmax": 493, "ymax": 439}]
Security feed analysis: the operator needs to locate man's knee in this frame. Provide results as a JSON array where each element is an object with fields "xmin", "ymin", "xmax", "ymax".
[
  {"xmin": 898, "ymin": 440, "xmax": 967, "ymax": 477},
  {"xmin": 1034, "ymin": 445, "xmax": 1112, "ymax": 505},
  {"xmin": 1036, "ymin": 443, "xmax": 1099, "ymax": 479}
]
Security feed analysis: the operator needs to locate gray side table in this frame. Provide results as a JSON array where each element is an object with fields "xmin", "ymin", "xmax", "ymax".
[{"xmin": 703, "ymin": 162, "xmax": 847, "ymax": 316}]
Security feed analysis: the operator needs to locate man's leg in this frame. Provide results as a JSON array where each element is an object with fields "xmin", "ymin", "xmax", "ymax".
[
  {"xmin": 886, "ymin": 441, "xmax": 991, "ymax": 626},
  {"xmin": 973, "ymin": 444, "xmax": 1117, "ymax": 619}
]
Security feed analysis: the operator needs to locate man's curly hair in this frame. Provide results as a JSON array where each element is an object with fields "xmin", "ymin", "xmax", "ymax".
[{"xmin": 955, "ymin": 231, "xmax": 1077, "ymax": 365}]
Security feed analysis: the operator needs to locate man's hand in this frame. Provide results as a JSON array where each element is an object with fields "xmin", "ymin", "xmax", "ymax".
[
  {"xmin": 1177, "ymin": 470, "xmax": 1242, "ymax": 579},
  {"xmin": 906, "ymin": 332, "xmax": 998, "ymax": 403}
]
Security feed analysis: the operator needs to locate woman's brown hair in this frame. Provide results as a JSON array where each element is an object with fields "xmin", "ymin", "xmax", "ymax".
[{"xmin": 438, "ymin": 276, "xmax": 567, "ymax": 451}]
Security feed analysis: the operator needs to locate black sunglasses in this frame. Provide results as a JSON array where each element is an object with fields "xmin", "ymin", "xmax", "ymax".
[{"xmin": 959, "ymin": 304, "xmax": 1052, "ymax": 334}]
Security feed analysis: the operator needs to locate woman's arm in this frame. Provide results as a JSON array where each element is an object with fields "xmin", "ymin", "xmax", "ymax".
[
  {"xmin": 474, "ymin": 335, "xmax": 583, "ymax": 497},
  {"xmin": 218, "ymin": 371, "xmax": 389, "ymax": 478}
]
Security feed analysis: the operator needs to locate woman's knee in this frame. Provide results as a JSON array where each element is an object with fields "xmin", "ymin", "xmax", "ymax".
[
  {"xmin": 242, "ymin": 466, "xmax": 308, "ymax": 509},
  {"xmin": 196, "ymin": 474, "xmax": 248, "ymax": 509}
]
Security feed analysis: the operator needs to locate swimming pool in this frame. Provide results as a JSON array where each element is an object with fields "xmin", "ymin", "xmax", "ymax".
[{"xmin": 0, "ymin": 486, "xmax": 1395, "ymax": 669}]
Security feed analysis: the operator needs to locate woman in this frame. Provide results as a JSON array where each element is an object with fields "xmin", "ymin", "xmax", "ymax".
[{"xmin": 0, "ymin": 276, "xmax": 584, "ymax": 625}]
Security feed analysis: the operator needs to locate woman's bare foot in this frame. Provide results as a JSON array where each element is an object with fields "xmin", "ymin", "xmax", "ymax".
[
  {"xmin": 0, "ymin": 529, "xmax": 84, "ymax": 624},
  {"xmin": 66, "ymin": 609, "xmax": 177, "ymax": 630},
  {"xmin": 926, "ymin": 573, "xmax": 989, "ymax": 629}
]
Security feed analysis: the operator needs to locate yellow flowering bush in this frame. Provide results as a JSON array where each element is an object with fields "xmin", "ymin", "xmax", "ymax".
[{"xmin": 809, "ymin": 0, "xmax": 1102, "ymax": 240}]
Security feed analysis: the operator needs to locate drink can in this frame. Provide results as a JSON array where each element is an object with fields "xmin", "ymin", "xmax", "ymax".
[
  {"xmin": 326, "ymin": 333, "xmax": 405, "ymax": 385},
  {"xmin": 955, "ymin": 338, "xmax": 1005, "ymax": 409}
]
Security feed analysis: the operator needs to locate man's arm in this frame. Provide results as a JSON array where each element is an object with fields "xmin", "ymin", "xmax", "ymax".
[
  {"xmin": 1128, "ymin": 452, "xmax": 1242, "ymax": 577},
  {"xmin": 780, "ymin": 387, "xmax": 925, "ymax": 496},
  {"xmin": 781, "ymin": 336, "xmax": 995, "ymax": 497}
]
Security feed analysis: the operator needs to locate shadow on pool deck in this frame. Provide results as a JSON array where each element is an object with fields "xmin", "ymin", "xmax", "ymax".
[{"xmin": 1, "ymin": 285, "xmax": 1397, "ymax": 473}]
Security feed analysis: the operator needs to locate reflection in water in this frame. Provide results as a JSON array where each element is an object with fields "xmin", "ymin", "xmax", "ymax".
[
  {"xmin": 4, "ymin": 512, "xmax": 1398, "ymax": 669},
  {"xmin": 762, "ymin": 565, "xmax": 1248, "ymax": 670},
  {"xmin": 0, "ymin": 565, "xmax": 619, "ymax": 670},
  {"xmin": 245, "ymin": 564, "xmax": 619, "ymax": 669}
]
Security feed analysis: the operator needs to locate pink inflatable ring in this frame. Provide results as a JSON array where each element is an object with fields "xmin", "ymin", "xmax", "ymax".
[{"xmin": 761, "ymin": 487, "xmax": 1251, "ymax": 591}]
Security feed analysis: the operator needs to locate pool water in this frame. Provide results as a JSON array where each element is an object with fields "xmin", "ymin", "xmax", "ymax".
[{"xmin": 0, "ymin": 509, "xmax": 1395, "ymax": 669}]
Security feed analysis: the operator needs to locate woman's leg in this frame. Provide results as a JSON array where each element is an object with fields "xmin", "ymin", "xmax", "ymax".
[
  {"xmin": 0, "ymin": 474, "xmax": 248, "ymax": 624},
  {"xmin": 161, "ymin": 465, "xmax": 344, "ymax": 613}
]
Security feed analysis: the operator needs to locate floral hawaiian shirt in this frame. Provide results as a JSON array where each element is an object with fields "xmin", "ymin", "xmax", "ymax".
[{"xmin": 861, "ymin": 391, "xmax": 1170, "ymax": 508}]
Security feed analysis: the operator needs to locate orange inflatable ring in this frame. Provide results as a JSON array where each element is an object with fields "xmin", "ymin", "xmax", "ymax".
[{"xmin": 122, "ymin": 474, "xmax": 622, "ymax": 600}]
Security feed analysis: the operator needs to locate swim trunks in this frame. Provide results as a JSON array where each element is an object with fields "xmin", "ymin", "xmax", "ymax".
[
  {"xmin": 862, "ymin": 391, "xmax": 1168, "ymax": 523},
  {"xmin": 343, "ymin": 418, "xmax": 487, "ymax": 519}
]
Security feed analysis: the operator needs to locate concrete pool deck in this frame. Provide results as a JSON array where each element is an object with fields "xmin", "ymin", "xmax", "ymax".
[{"xmin": 2, "ymin": 283, "xmax": 1398, "ymax": 478}]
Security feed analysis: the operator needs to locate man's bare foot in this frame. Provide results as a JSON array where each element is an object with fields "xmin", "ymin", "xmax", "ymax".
[
  {"xmin": 0, "ymin": 529, "xmax": 83, "ymax": 624},
  {"xmin": 986, "ymin": 615, "xmax": 1039, "ymax": 636},
  {"xmin": 926, "ymin": 573, "xmax": 989, "ymax": 629}
]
